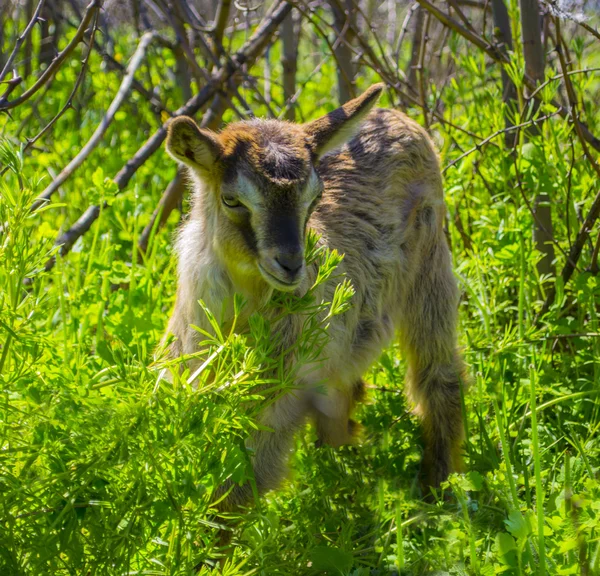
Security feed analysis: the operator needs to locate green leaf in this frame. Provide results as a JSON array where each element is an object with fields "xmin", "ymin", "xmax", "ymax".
[
  {"xmin": 309, "ymin": 546, "xmax": 353, "ymax": 575},
  {"xmin": 505, "ymin": 510, "xmax": 531, "ymax": 541}
]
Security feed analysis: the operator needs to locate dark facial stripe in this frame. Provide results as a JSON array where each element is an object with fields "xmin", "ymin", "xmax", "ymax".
[
  {"xmin": 238, "ymin": 213, "xmax": 258, "ymax": 255},
  {"xmin": 265, "ymin": 212, "xmax": 302, "ymax": 251}
]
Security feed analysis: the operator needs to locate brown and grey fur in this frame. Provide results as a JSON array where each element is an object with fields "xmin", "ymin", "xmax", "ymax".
[{"xmin": 164, "ymin": 84, "xmax": 465, "ymax": 509}]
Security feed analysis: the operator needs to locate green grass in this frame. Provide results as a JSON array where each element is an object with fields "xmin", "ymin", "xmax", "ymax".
[{"xmin": 1, "ymin": 13, "xmax": 600, "ymax": 576}]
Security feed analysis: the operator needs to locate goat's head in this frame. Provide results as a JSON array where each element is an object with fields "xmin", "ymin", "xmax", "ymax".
[{"xmin": 166, "ymin": 84, "xmax": 383, "ymax": 292}]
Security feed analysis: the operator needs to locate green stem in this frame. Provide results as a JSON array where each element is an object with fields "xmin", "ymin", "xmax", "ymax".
[{"xmin": 529, "ymin": 360, "xmax": 546, "ymax": 575}]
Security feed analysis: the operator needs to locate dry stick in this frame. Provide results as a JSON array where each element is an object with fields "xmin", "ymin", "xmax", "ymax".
[
  {"xmin": 443, "ymin": 111, "xmax": 561, "ymax": 172},
  {"xmin": 590, "ymin": 231, "xmax": 600, "ymax": 275},
  {"xmin": 214, "ymin": 0, "xmax": 232, "ymax": 54},
  {"xmin": 94, "ymin": 40, "xmax": 168, "ymax": 114},
  {"xmin": 527, "ymin": 67, "xmax": 600, "ymax": 101},
  {"xmin": 394, "ymin": 3, "xmax": 419, "ymax": 68},
  {"xmin": 43, "ymin": 0, "xmax": 292, "ymax": 272},
  {"xmin": 50, "ymin": 11, "xmax": 169, "ymax": 113},
  {"xmin": 0, "ymin": 0, "xmax": 45, "ymax": 84},
  {"xmin": 25, "ymin": 10, "xmax": 100, "ymax": 154},
  {"xmin": 0, "ymin": 9, "xmax": 100, "ymax": 180},
  {"xmin": 579, "ymin": 21, "xmax": 600, "ymax": 43},
  {"xmin": 319, "ymin": 0, "xmax": 485, "ymax": 141},
  {"xmin": 31, "ymin": 32, "xmax": 157, "ymax": 211},
  {"xmin": 296, "ymin": 0, "xmax": 484, "ymax": 142},
  {"xmin": 538, "ymin": 19, "xmax": 600, "ymax": 317},
  {"xmin": 0, "ymin": 0, "xmax": 102, "ymax": 111},
  {"xmin": 446, "ymin": 0, "xmax": 475, "ymax": 32},
  {"xmin": 138, "ymin": 171, "xmax": 185, "ymax": 255},
  {"xmin": 414, "ymin": 0, "xmax": 600, "ymax": 153},
  {"xmin": 510, "ymin": 123, "xmax": 581, "ymax": 278},
  {"xmin": 156, "ymin": 0, "xmax": 249, "ymax": 121},
  {"xmin": 280, "ymin": 8, "xmax": 299, "ymax": 121},
  {"xmin": 333, "ymin": 0, "xmax": 396, "ymax": 82},
  {"xmin": 417, "ymin": 11, "xmax": 431, "ymax": 129}
]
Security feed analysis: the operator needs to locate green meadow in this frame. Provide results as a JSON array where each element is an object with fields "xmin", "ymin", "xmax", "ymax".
[{"xmin": 1, "ymin": 5, "xmax": 600, "ymax": 574}]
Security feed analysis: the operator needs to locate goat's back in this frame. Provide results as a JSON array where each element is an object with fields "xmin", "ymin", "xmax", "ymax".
[{"xmin": 305, "ymin": 108, "xmax": 447, "ymax": 383}]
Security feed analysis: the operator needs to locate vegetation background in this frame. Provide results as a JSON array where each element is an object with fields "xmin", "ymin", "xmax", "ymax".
[{"xmin": 1, "ymin": 0, "xmax": 600, "ymax": 574}]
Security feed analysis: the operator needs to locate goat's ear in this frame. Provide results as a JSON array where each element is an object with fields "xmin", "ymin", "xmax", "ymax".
[
  {"xmin": 166, "ymin": 116, "xmax": 222, "ymax": 171},
  {"xmin": 304, "ymin": 83, "xmax": 384, "ymax": 159}
]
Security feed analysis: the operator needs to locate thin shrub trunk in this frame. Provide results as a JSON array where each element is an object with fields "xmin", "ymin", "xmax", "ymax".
[
  {"xmin": 520, "ymin": 0, "xmax": 555, "ymax": 280},
  {"xmin": 330, "ymin": 0, "xmax": 356, "ymax": 103},
  {"xmin": 281, "ymin": 9, "xmax": 299, "ymax": 121},
  {"xmin": 491, "ymin": 0, "xmax": 518, "ymax": 147},
  {"xmin": 406, "ymin": 6, "xmax": 425, "ymax": 95}
]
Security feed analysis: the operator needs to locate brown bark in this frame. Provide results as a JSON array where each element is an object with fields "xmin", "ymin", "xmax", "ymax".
[
  {"xmin": 520, "ymin": 0, "xmax": 555, "ymax": 280},
  {"xmin": 491, "ymin": 0, "xmax": 517, "ymax": 147},
  {"xmin": 281, "ymin": 9, "xmax": 299, "ymax": 121},
  {"xmin": 330, "ymin": 0, "xmax": 356, "ymax": 104},
  {"xmin": 39, "ymin": 0, "xmax": 60, "ymax": 68},
  {"xmin": 520, "ymin": 0, "xmax": 545, "ymax": 84},
  {"xmin": 24, "ymin": 0, "xmax": 34, "ymax": 78},
  {"xmin": 407, "ymin": 6, "xmax": 425, "ymax": 95}
]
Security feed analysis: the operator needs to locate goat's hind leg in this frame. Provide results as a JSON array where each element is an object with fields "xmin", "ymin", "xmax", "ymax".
[
  {"xmin": 313, "ymin": 379, "xmax": 366, "ymax": 448},
  {"xmin": 400, "ymin": 241, "xmax": 465, "ymax": 491}
]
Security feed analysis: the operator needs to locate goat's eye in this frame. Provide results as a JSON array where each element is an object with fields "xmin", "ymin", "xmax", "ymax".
[
  {"xmin": 309, "ymin": 192, "xmax": 323, "ymax": 213},
  {"xmin": 222, "ymin": 195, "xmax": 241, "ymax": 208}
]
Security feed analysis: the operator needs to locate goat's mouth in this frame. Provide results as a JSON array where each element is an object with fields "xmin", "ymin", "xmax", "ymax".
[{"xmin": 258, "ymin": 262, "xmax": 302, "ymax": 292}]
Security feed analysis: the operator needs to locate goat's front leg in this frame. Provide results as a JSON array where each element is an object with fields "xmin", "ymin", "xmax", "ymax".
[{"xmin": 215, "ymin": 392, "xmax": 309, "ymax": 512}]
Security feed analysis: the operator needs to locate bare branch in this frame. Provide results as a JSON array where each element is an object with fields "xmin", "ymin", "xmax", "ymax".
[
  {"xmin": 0, "ymin": 0, "xmax": 45, "ymax": 84},
  {"xmin": 214, "ymin": 0, "xmax": 233, "ymax": 52},
  {"xmin": 539, "ymin": 18, "xmax": 600, "ymax": 316},
  {"xmin": 415, "ymin": 0, "xmax": 600, "ymax": 153},
  {"xmin": 0, "ymin": 0, "xmax": 102, "ymax": 111},
  {"xmin": 32, "ymin": 31, "xmax": 157, "ymax": 211},
  {"xmin": 24, "ymin": 8, "xmax": 101, "ymax": 155}
]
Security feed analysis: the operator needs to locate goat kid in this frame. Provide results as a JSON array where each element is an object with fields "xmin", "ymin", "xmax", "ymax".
[{"xmin": 164, "ymin": 84, "xmax": 465, "ymax": 509}]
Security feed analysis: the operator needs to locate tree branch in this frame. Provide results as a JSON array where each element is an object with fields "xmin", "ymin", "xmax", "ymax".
[
  {"xmin": 0, "ymin": 0, "xmax": 102, "ymax": 111},
  {"xmin": 415, "ymin": 0, "xmax": 600, "ymax": 152},
  {"xmin": 32, "ymin": 31, "xmax": 157, "ymax": 211},
  {"xmin": 0, "ymin": 0, "xmax": 45, "ymax": 84}
]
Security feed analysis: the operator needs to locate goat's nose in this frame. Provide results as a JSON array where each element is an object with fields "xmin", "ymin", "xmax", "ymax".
[{"xmin": 276, "ymin": 252, "xmax": 304, "ymax": 275}]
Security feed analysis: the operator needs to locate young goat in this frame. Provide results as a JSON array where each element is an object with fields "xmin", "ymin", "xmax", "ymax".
[{"xmin": 164, "ymin": 84, "xmax": 465, "ymax": 509}]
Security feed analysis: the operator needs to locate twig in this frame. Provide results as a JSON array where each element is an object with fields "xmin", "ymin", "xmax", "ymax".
[
  {"xmin": 443, "ymin": 111, "xmax": 561, "ymax": 173},
  {"xmin": 93, "ymin": 39, "xmax": 168, "ymax": 114},
  {"xmin": 590, "ymin": 231, "xmax": 600, "ymax": 275},
  {"xmin": 537, "ymin": 19, "xmax": 600, "ymax": 317},
  {"xmin": 415, "ymin": 0, "xmax": 600, "ymax": 153},
  {"xmin": 446, "ymin": 0, "xmax": 475, "ymax": 32},
  {"xmin": 394, "ymin": 3, "xmax": 419, "ymax": 68},
  {"xmin": 31, "ymin": 32, "xmax": 157, "ymax": 211},
  {"xmin": 138, "ymin": 171, "xmax": 185, "ymax": 255},
  {"xmin": 24, "ymin": 10, "xmax": 101, "ymax": 156},
  {"xmin": 0, "ymin": 0, "xmax": 45, "ymax": 84},
  {"xmin": 213, "ymin": 0, "xmax": 232, "ymax": 55},
  {"xmin": 417, "ymin": 11, "xmax": 431, "ymax": 128},
  {"xmin": 579, "ymin": 21, "xmax": 600, "ymax": 43},
  {"xmin": 527, "ymin": 67, "xmax": 600, "ymax": 101},
  {"xmin": 416, "ymin": 0, "xmax": 502, "ymax": 56},
  {"xmin": 0, "ymin": 0, "xmax": 102, "ymax": 111}
]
